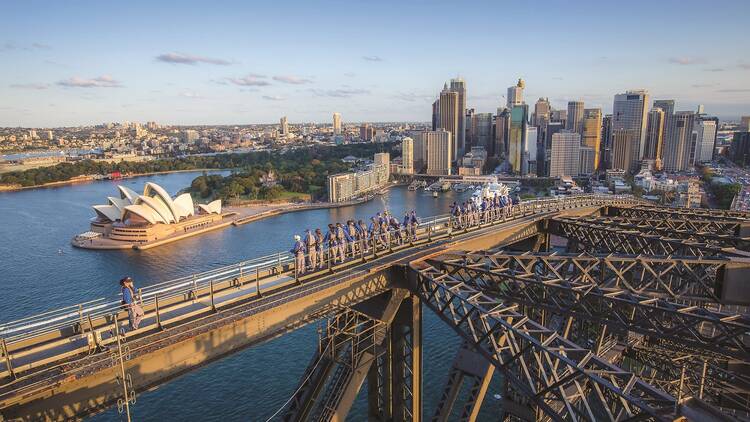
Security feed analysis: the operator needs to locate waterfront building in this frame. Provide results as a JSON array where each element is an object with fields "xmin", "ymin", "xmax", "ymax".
[
  {"xmin": 450, "ymin": 77, "xmax": 467, "ymax": 157},
  {"xmin": 424, "ymin": 130, "xmax": 452, "ymax": 175},
  {"xmin": 508, "ymin": 104, "xmax": 529, "ymax": 174},
  {"xmin": 400, "ymin": 137, "xmax": 414, "ymax": 174},
  {"xmin": 87, "ymin": 182, "xmax": 222, "ymax": 245},
  {"xmin": 582, "ymin": 108, "xmax": 602, "ymax": 171},
  {"xmin": 328, "ymin": 173, "xmax": 355, "ymax": 203},
  {"xmin": 662, "ymin": 111, "xmax": 696, "ymax": 172},
  {"xmin": 612, "ymin": 89, "xmax": 649, "ymax": 166},
  {"xmin": 506, "ymin": 78, "xmax": 525, "ymax": 109},
  {"xmin": 374, "ymin": 152, "xmax": 390, "ymax": 179},
  {"xmin": 566, "ymin": 101, "xmax": 585, "ymax": 135},
  {"xmin": 644, "ymin": 108, "xmax": 665, "ymax": 169},
  {"xmin": 327, "ymin": 154, "xmax": 390, "ymax": 202},
  {"xmin": 437, "ymin": 84, "xmax": 459, "ymax": 160},
  {"xmin": 549, "ymin": 131, "xmax": 581, "ymax": 177},
  {"xmin": 333, "ymin": 112, "xmax": 342, "ymax": 135}
]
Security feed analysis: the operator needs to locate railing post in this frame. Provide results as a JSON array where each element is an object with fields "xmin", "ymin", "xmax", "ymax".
[
  {"xmin": 239, "ymin": 262, "xmax": 243, "ymax": 280},
  {"xmin": 328, "ymin": 247, "xmax": 333, "ymax": 273},
  {"xmin": 209, "ymin": 280, "xmax": 216, "ymax": 312},
  {"xmin": 294, "ymin": 256, "xmax": 299, "ymax": 284},
  {"xmin": 191, "ymin": 274, "xmax": 197, "ymax": 301},
  {"xmin": 1, "ymin": 337, "xmax": 16, "ymax": 380},
  {"xmin": 155, "ymin": 295, "xmax": 162, "ymax": 330},
  {"xmin": 78, "ymin": 304, "xmax": 84, "ymax": 334},
  {"xmin": 255, "ymin": 267, "xmax": 261, "ymax": 297}
]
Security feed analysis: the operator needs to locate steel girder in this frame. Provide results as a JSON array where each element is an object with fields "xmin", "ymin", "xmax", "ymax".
[
  {"xmin": 409, "ymin": 262, "xmax": 679, "ymax": 422},
  {"xmin": 431, "ymin": 343, "xmax": 494, "ymax": 422},
  {"xmin": 607, "ymin": 206, "xmax": 750, "ymax": 223},
  {"xmin": 428, "ymin": 252, "xmax": 750, "ymax": 360},
  {"xmin": 547, "ymin": 217, "xmax": 737, "ymax": 258},
  {"xmin": 574, "ymin": 216, "xmax": 749, "ymax": 250}
]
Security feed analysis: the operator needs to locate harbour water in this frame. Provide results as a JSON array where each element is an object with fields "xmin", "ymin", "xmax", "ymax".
[{"xmin": 0, "ymin": 171, "xmax": 509, "ymax": 421}]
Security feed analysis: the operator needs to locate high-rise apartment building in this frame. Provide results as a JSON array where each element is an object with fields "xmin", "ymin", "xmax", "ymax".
[
  {"xmin": 541, "ymin": 122, "xmax": 564, "ymax": 177},
  {"xmin": 423, "ymin": 130, "xmax": 452, "ymax": 175},
  {"xmin": 612, "ymin": 90, "xmax": 649, "ymax": 166},
  {"xmin": 332, "ymin": 112, "xmax": 342, "ymax": 135},
  {"xmin": 582, "ymin": 108, "xmax": 602, "ymax": 171},
  {"xmin": 508, "ymin": 104, "xmax": 529, "ymax": 174},
  {"xmin": 549, "ymin": 131, "xmax": 581, "ymax": 177},
  {"xmin": 401, "ymin": 137, "xmax": 414, "ymax": 174},
  {"xmin": 566, "ymin": 101, "xmax": 585, "ymax": 135},
  {"xmin": 450, "ymin": 78, "xmax": 467, "ymax": 157},
  {"xmin": 506, "ymin": 78, "xmax": 525, "ymax": 109},
  {"xmin": 438, "ymin": 84, "xmax": 459, "ymax": 161},
  {"xmin": 413, "ymin": 134, "xmax": 428, "ymax": 173},
  {"xmin": 280, "ymin": 116, "xmax": 289, "ymax": 137},
  {"xmin": 534, "ymin": 98, "xmax": 551, "ymax": 127},
  {"xmin": 644, "ymin": 108, "xmax": 665, "ymax": 169},
  {"xmin": 662, "ymin": 111, "xmax": 695, "ymax": 172},
  {"xmin": 610, "ymin": 129, "xmax": 636, "ymax": 172}
]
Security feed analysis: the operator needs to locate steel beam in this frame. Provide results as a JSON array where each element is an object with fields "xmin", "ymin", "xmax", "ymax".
[
  {"xmin": 547, "ymin": 217, "xmax": 738, "ymax": 258},
  {"xmin": 432, "ymin": 344, "xmax": 494, "ymax": 422},
  {"xmin": 390, "ymin": 295, "xmax": 422, "ymax": 422},
  {"xmin": 408, "ymin": 262, "xmax": 680, "ymax": 422},
  {"xmin": 606, "ymin": 205, "xmax": 750, "ymax": 226},
  {"xmin": 431, "ymin": 252, "xmax": 750, "ymax": 360}
]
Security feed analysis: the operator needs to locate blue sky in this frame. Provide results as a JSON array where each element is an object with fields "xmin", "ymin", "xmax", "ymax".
[{"xmin": 1, "ymin": 0, "xmax": 748, "ymax": 127}]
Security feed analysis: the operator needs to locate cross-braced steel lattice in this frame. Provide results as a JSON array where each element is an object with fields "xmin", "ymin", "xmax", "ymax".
[
  {"xmin": 428, "ymin": 251, "xmax": 750, "ymax": 360},
  {"xmin": 607, "ymin": 205, "xmax": 750, "ymax": 223},
  {"xmin": 409, "ymin": 262, "xmax": 679, "ymax": 422}
]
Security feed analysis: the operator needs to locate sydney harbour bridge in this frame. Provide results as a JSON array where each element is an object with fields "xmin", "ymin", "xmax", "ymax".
[{"xmin": 1, "ymin": 195, "xmax": 749, "ymax": 421}]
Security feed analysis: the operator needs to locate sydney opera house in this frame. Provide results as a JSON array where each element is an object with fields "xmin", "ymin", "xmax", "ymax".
[{"xmin": 74, "ymin": 182, "xmax": 224, "ymax": 248}]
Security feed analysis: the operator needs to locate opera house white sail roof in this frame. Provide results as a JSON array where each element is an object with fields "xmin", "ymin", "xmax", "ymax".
[{"xmin": 92, "ymin": 182, "xmax": 221, "ymax": 225}]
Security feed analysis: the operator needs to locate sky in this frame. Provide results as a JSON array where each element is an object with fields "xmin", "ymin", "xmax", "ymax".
[{"xmin": 1, "ymin": 0, "xmax": 749, "ymax": 127}]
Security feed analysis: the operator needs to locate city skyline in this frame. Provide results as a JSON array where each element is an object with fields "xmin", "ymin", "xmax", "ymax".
[{"xmin": 2, "ymin": 0, "xmax": 749, "ymax": 127}]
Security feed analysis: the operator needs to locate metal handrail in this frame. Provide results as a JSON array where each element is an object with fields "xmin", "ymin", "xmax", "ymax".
[{"xmin": 0, "ymin": 194, "xmax": 641, "ymax": 344}]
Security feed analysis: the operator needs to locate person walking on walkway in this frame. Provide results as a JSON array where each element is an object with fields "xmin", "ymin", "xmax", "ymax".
[
  {"xmin": 314, "ymin": 228, "xmax": 325, "ymax": 269},
  {"xmin": 120, "ymin": 277, "xmax": 144, "ymax": 331},
  {"xmin": 357, "ymin": 220, "xmax": 369, "ymax": 252},
  {"xmin": 290, "ymin": 235, "xmax": 306, "ymax": 276},
  {"xmin": 324, "ymin": 224, "xmax": 340, "ymax": 263},
  {"xmin": 304, "ymin": 229, "xmax": 317, "ymax": 270},
  {"xmin": 409, "ymin": 210, "xmax": 420, "ymax": 241}
]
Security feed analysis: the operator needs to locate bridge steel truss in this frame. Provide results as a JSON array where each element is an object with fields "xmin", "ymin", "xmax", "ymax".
[
  {"xmin": 606, "ymin": 205, "xmax": 750, "ymax": 224},
  {"xmin": 408, "ymin": 260, "xmax": 680, "ymax": 422}
]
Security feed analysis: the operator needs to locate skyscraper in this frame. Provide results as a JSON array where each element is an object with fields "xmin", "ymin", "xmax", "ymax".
[
  {"xmin": 465, "ymin": 108, "xmax": 475, "ymax": 149},
  {"xmin": 653, "ymin": 99, "xmax": 675, "ymax": 116},
  {"xmin": 450, "ymin": 78, "xmax": 467, "ymax": 157},
  {"xmin": 582, "ymin": 108, "xmax": 602, "ymax": 171},
  {"xmin": 541, "ymin": 121, "xmax": 564, "ymax": 177},
  {"xmin": 601, "ymin": 114, "xmax": 613, "ymax": 170},
  {"xmin": 566, "ymin": 101, "xmax": 585, "ymax": 134},
  {"xmin": 644, "ymin": 108, "xmax": 665, "ymax": 167},
  {"xmin": 741, "ymin": 116, "xmax": 750, "ymax": 132},
  {"xmin": 610, "ymin": 129, "xmax": 635, "ymax": 171},
  {"xmin": 431, "ymin": 100, "xmax": 439, "ymax": 131},
  {"xmin": 332, "ymin": 112, "xmax": 341, "ymax": 135},
  {"xmin": 534, "ymin": 98, "xmax": 551, "ymax": 127},
  {"xmin": 494, "ymin": 108, "xmax": 510, "ymax": 159},
  {"xmin": 612, "ymin": 90, "xmax": 649, "ymax": 166},
  {"xmin": 401, "ymin": 137, "xmax": 414, "ymax": 174},
  {"xmin": 662, "ymin": 111, "xmax": 695, "ymax": 172},
  {"xmin": 506, "ymin": 78, "xmax": 525, "ymax": 109},
  {"xmin": 694, "ymin": 117, "xmax": 718, "ymax": 164},
  {"xmin": 524, "ymin": 126, "xmax": 538, "ymax": 175},
  {"xmin": 508, "ymin": 104, "xmax": 529, "ymax": 174},
  {"xmin": 360, "ymin": 124, "xmax": 373, "ymax": 141},
  {"xmin": 550, "ymin": 131, "xmax": 581, "ymax": 177},
  {"xmin": 438, "ymin": 84, "xmax": 459, "ymax": 161},
  {"xmin": 551, "ymin": 109, "xmax": 567, "ymax": 127},
  {"xmin": 423, "ymin": 130, "xmax": 452, "ymax": 175},
  {"xmin": 280, "ymin": 116, "xmax": 289, "ymax": 137},
  {"xmin": 470, "ymin": 113, "xmax": 493, "ymax": 152}
]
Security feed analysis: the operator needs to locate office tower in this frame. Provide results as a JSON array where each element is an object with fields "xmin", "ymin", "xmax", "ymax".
[
  {"xmin": 551, "ymin": 109, "xmax": 567, "ymax": 127},
  {"xmin": 431, "ymin": 100, "xmax": 439, "ymax": 131},
  {"xmin": 494, "ymin": 108, "xmax": 510, "ymax": 159},
  {"xmin": 579, "ymin": 147, "xmax": 595, "ymax": 175},
  {"xmin": 612, "ymin": 90, "xmax": 649, "ymax": 166},
  {"xmin": 566, "ymin": 101, "xmax": 585, "ymax": 134},
  {"xmin": 450, "ymin": 77, "xmax": 467, "ymax": 157},
  {"xmin": 694, "ymin": 117, "xmax": 718, "ymax": 163},
  {"xmin": 360, "ymin": 124, "xmax": 373, "ymax": 141},
  {"xmin": 601, "ymin": 114, "xmax": 613, "ymax": 170},
  {"xmin": 653, "ymin": 100, "xmax": 675, "ymax": 116},
  {"xmin": 582, "ymin": 108, "xmax": 602, "ymax": 171},
  {"xmin": 697, "ymin": 104, "xmax": 705, "ymax": 115},
  {"xmin": 401, "ymin": 137, "xmax": 414, "ymax": 174},
  {"xmin": 508, "ymin": 104, "xmax": 529, "ymax": 174},
  {"xmin": 541, "ymin": 122, "xmax": 564, "ymax": 176},
  {"xmin": 534, "ymin": 98, "xmax": 551, "ymax": 127},
  {"xmin": 332, "ymin": 112, "xmax": 342, "ymax": 135},
  {"xmin": 730, "ymin": 132, "xmax": 750, "ymax": 166},
  {"xmin": 413, "ymin": 134, "xmax": 429, "ymax": 173},
  {"xmin": 506, "ymin": 78, "xmax": 525, "ymax": 108},
  {"xmin": 438, "ymin": 84, "xmax": 459, "ymax": 160},
  {"xmin": 423, "ymin": 130, "xmax": 453, "ymax": 175},
  {"xmin": 470, "ymin": 113, "xmax": 493, "ymax": 152},
  {"xmin": 550, "ymin": 131, "xmax": 581, "ymax": 177},
  {"xmin": 525, "ymin": 126, "xmax": 538, "ymax": 175},
  {"xmin": 280, "ymin": 116, "xmax": 289, "ymax": 137},
  {"xmin": 662, "ymin": 111, "xmax": 696, "ymax": 172},
  {"xmin": 740, "ymin": 116, "xmax": 750, "ymax": 132},
  {"xmin": 465, "ymin": 108, "xmax": 475, "ymax": 148},
  {"xmin": 643, "ymin": 108, "xmax": 665, "ymax": 169},
  {"xmin": 610, "ymin": 129, "xmax": 636, "ymax": 172}
]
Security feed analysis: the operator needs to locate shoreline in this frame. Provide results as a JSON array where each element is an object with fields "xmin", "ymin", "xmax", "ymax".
[{"xmin": 0, "ymin": 168, "xmax": 224, "ymax": 192}]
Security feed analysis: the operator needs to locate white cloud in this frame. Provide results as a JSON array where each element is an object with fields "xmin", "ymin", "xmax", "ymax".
[
  {"xmin": 668, "ymin": 57, "xmax": 707, "ymax": 65},
  {"xmin": 156, "ymin": 52, "xmax": 232, "ymax": 65},
  {"xmin": 273, "ymin": 75, "xmax": 313, "ymax": 84},
  {"xmin": 57, "ymin": 75, "xmax": 122, "ymax": 88}
]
